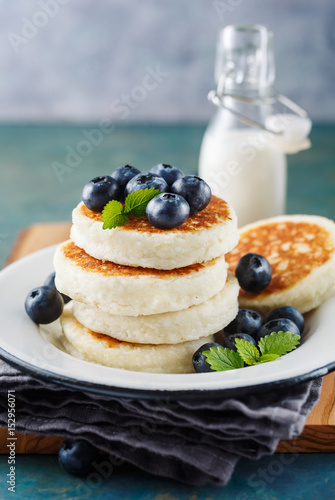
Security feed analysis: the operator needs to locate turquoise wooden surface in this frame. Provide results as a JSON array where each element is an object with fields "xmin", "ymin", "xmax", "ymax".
[
  {"xmin": 0, "ymin": 123, "xmax": 334, "ymax": 498},
  {"xmin": 0, "ymin": 453, "xmax": 334, "ymax": 499},
  {"xmin": 0, "ymin": 124, "xmax": 334, "ymax": 267}
]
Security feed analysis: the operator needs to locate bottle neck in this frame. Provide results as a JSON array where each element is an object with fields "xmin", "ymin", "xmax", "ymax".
[{"xmin": 215, "ymin": 25, "xmax": 275, "ymax": 98}]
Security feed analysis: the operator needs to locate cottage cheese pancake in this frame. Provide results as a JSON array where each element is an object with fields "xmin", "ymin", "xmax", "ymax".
[
  {"xmin": 226, "ymin": 214, "xmax": 335, "ymax": 315},
  {"xmin": 70, "ymin": 195, "xmax": 238, "ymax": 269},
  {"xmin": 61, "ymin": 303, "xmax": 215, "ymax": 373},
  {"xmin": 54, "ymin": 240, "xmax": 228, "ymax": 316},
  {"xmin": 72, "ymin": 272, "xmax": 239, "ymax": 344}
]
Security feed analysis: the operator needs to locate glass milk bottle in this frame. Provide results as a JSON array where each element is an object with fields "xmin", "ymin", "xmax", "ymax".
[{"xmin": 199, "ymin": 25, "xmax": 311, "ymax": 227}]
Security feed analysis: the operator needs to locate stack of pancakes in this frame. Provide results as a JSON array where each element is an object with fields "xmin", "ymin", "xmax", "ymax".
[{"xmin": 54, "ymin": 195, "xmax": 240, "ymax": 373}]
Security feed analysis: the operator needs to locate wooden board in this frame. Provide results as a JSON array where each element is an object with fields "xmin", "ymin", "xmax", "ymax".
[{"xmin": 1, "ymin": 222, "xmax": 335, "ymax": 454}]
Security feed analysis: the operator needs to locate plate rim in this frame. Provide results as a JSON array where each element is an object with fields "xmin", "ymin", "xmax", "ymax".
[{"xmin": 0, "ymin": 345, "xmax": 332, "ymax": 400}]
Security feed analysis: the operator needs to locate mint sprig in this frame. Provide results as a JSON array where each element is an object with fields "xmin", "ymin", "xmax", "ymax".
[
  {"xmin": 102, "ymin": 188, "xmax": 162, "ymax": 230},
  {"xmin": 203, "ymin": 331, "xmax": 300, "ymax": 372}
]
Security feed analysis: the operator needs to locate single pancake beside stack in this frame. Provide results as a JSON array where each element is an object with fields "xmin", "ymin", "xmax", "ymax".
[
  {"xmin": 226, "ymin": 214, "xmax": 335, "ymax": 316},
  {"xmin": 54, "ymin": 195, "xmax": 240, "ymax": 373}
]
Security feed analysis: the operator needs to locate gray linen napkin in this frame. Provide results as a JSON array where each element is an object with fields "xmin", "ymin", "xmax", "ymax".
[{"xmin": 0, "ymin": 361, "xmax": 322, "ymax": 486}]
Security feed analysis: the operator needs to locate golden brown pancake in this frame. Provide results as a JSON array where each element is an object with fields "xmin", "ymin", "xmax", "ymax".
[
  {"xmin": 70, "ymin": 196, "xmax": 238, "ymax": 269},
  {"xmin": 80, "ymin": 195, "xmax": 232, "ymax": 233},
  {"xmin": 63, "ymin": 240, "xmax": 207, "ymax": 278},
  {"xmin": 54, "ymin": 240, "xmax": 228, "ymax": 316},
  {"xmin": 71, "ymin": 272, "xmax": 239, "ymax": 344},
  {"xmin": 60, "ymin": 303, "xmax": 215, "ymax": 373},
  {"xmin": 225, "ymin": 214, "xmax": 335, "ymax": 314}
]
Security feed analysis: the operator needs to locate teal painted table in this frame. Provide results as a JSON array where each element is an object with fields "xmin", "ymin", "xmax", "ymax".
[
  {"xmin": 0, "ymin": 454, "xmax": 334, "ymax": 500},
  {"xmin": 0, "ymin": 123, "xmax": 334, "ymax": 267},
  {"xmin": 0, "ymin": 124, "xmax": 334, "ymax": 499}
]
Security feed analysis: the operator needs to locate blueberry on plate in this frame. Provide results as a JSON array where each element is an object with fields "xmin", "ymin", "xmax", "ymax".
[
  {"xmin": 146, "ymin": 193, "xmax": 190, "ymax": 229},
  {"xmin": 150, "ymin": 164, "xmax": 183, "ymax": 186},
  {"xmin": 267, "ymin": 306, "xmax": 305, "ymax": 334},
  {"xmin": 170, "ymin": 175, "xmax": 211, "ymax": 214},
  {"xmin": 223, "ymin": 333, "xmax": 258, "ymax": 352},
  {"xmin": 44, "ymin": 272, "xmax": 71, "ymax": 304},
  {"xmin": 256, "ymin": 318, "xmax": 301, "ymax": 343},
  {"xmin": 235, "ymin": 253, "xmax": 272, "ymax": 293},
  {"xmin": 58, "ymin": 439, "xmax": 99, "ymax": 477},
  {"xmin": 192, "ymin": 342, "xmax": 221, "ymax": 373},
  {"xmin": 124, "ymin": 172, "xmax": 168, "ymax": 198},
  {"xmin": 25, "ymin": 286, "xmax": 64, "ymax": 324},
  {"xmin": 224, "ymin": 309, "xmax": 264, "ymax": 338},
  {"xmin": 82, "ymin": 175, "xmax": 122, "ymax": 212},
  {"xmin": 110, "ymin": 165, "xmax": 141, "ymax": 192}
]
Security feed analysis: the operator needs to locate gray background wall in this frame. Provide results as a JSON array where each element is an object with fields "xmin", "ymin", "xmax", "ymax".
[{"xmin": 0, "ymin": 0, "xmax": 334, "ymax": 123}]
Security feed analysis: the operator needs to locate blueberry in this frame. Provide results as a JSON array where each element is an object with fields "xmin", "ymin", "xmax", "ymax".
[
  {"xmin": 224, "ymin": 309, "xmax": 264, "ymax": 338},
  {"xmin": 223, "ymin": 333, "xmax": 258, "ymax": 352},
  {"xmin": 170, "ymin": 175, "xmax": 212, "ymax": 214},
  {"xmin": 44, "ymin": 272, "xmax": 71, "ymax": 304},
  {"xmin": 124, "ymin": 172, "xmax": 168, "ymax": 198},
  {"xmin": 267, "ymin": 306, "xmax": 305, "ymax": 334},
  {"xmin": 150, "ymin": 164, "xmax": 183, "ymax": 186},
  {"xmin": 82, "ymin": 176, "xmax": 122, "ymax": 212},
  {"xmin": 256, "ymin": 318, "xmax": 301, "ymax": 343},
  {"xmin": 110, "ymin": 165, "xmax": 141, "ymax": 192},
  {"xmin": 235, "ymin": 253, "xmax": 272, "ymax": 293},
  {"xmin": 58, "ymin": 439, "xmax": 99, "ymax": 477},
  {"xmin": 145, "ymin": 193, "xmax": 190, "ymax": 229},
  {"xmin": 25, "ymin": 286, "xmax": 64, "ymax": 324},
  {"xmin": 192, "ymin": 342, "xmax": 221, "ymax": 373}
]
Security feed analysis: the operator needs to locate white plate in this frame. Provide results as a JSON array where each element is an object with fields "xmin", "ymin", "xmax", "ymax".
[{"xmin": 0, "ymin": 244, "xmax": 334, "ymax": 399}]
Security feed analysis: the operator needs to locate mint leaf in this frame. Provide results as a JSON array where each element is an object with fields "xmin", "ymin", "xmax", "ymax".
[
  {"xmin": 258, "ymin": 331, "xmax": 300, "ymax": 357},
  {"xmin": 102, "ymin": 200, "xmax": 129, "ymax": 229},
  {"xmin": 102, "ymin": 188, "xmax": 162, "ymax": 229},
  {"xmin": 235, "ymin": 338, "xmax": 260, "ymax": 366},
  {"xmin": 124, "ymin": 188, "xmax": 163, "ymax": 217},
  {"xmin": 258, "ymin": 353, "xmax": 280, "ymax": 363},
  {"xmin": 202, "ymin": 346, "xmax": 244, "ymax": 372}
]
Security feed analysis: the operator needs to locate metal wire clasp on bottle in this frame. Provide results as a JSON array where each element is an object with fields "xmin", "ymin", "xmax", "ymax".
[{"xmin": 208, "ymin": 66, "xmax": 309, "ymax": 135}]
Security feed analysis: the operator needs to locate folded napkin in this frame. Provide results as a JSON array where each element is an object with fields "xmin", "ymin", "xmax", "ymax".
[{"xmin": 0, "ymin": 361, "xmax": 322, "ymax": 486}]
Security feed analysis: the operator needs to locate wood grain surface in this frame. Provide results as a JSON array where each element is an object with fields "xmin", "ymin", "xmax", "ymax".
[{"xmin": 1, "ymin": 222, "xmax": 335, "ymax": 454}]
